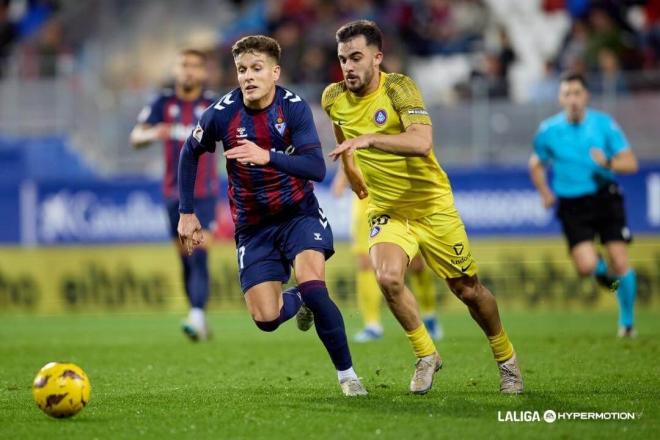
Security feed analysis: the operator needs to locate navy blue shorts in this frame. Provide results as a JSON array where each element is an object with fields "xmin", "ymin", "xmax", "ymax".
[
  {"xmin": 166, "ymin": 197, "xmax": 217, "ymax": 239},
  {"xmin": 235, "ymin": 208, "xmax": 335, "ymax": 292}
]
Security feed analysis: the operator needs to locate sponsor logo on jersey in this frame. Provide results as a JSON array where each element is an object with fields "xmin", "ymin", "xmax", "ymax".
[
  {"xmin": 374, "ymin": 109, "xmax": 387, "ymax": 125},
  {"xmin": 407, "ymin": 108, "xmax": 429, "ymax": 116}
]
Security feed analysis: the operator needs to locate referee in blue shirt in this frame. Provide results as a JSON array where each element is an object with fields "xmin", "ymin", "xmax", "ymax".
[{"xmin": 529, "ymin": 72, "xmax": 639, "ymax": 338}]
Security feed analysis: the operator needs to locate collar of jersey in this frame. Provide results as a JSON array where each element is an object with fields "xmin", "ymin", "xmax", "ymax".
[
  {"xmin": 241, "ymin": 86, "xmax": 279, "ymax": 115},
  {"xmin": 563, "ymin": 107, "xmax": 593, "ymax": 127}
]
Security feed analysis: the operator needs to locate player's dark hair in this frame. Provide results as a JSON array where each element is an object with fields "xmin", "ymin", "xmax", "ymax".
[
  {"xmin": 560, "ymin": 71, "xmax": 588, "ymax": 89},
  {"xmin": 179, "ymin": 48, "xmax": 207, "ymax": 63},
  {"xmin": 336, "ymin": 20, "xmax": 383, "ymax": 51},
  {"xmin": 231, "ymin": 35, "xmax": 281, "ymax": 63}
]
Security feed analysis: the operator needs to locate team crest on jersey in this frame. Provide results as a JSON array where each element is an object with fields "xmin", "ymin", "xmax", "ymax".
[
  {"xmin": 374, "ymin": 109, "xmax": 387, "ymax": 125},
  {"xmin": 168, "ymin": 105, "xmax": 180, "ymax": 118},
  {"xmin": 274, "ymin": 117, "xmax": 287, "ymax": 136},
  {"xmin": 236, "ymin": 127, "xmax": 248, "ymax": 138}
]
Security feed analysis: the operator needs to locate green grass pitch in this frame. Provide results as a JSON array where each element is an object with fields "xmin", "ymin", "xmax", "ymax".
[{"xmin": 1, "ymin": 310, "xmax": 658, "ymax": 439}]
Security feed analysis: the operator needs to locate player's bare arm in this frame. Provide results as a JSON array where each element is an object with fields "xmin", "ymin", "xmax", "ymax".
[
  {"xmin": 224, "ymin": 138, "xmax": 271, "ymax": 165},
  {"xmin": 528, "ymin": 154, "xmax": 556, "ymax": 209},
  {"xmin": 328, "ymin": 123, "xmax": 432, "ymax": 160},
  {"xmin": 129, "ymin": 123, "xmax": 171, "ymax": 149},
  {"xmin": 331, "ymin": 124, "xmax": 368, "ymax": 199},
  {"xmin": 330, "ymin": 165, "xmax": 348, "ymax": 197},
  {"xmin": 590, "ymin": 148, "xmax": 639, "ymax": 174}
]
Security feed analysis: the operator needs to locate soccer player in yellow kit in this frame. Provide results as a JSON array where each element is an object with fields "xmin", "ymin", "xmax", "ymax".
[
  {"xmin": 332, "ymin": 168, "xmax": 443, "ymax": 342},
  {"xmin": 323, "ymin": 20, "xmax": 523, "ymax": 394}
]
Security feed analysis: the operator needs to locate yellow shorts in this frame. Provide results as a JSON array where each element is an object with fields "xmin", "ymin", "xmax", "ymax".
[
  {"xmin": 367, "ymin": 207, "xmax": 478, "ymax": 279},
  {"xmin": 351, "ymin": 196, "xmax": 371, "ymax": 254}
]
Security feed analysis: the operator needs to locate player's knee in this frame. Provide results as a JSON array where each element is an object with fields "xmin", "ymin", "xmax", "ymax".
[
  {"xmin": 572, "ymin": 251, "xmax": 598, "ymax": 277},
  {"xmin": 609, "ymin": 256, "xmax": 629, "ymax": 276},
  {"xmin": 253, "ymin": 318, "xmax": 280, "ymax": 332},
  {"xmin": 448, "ymin": 275, "xmax": 481, "ymax": 305},
  {"xmin": 375, "ymin": 270, "xmax": 404, "ymax": 297},
  {"xmin": 575, "ymin": 260, "xmax": 596, "ymax": 277},
  {"xmin": 249, "ymin": 306, "xmax": 280, "ymax": 325}
]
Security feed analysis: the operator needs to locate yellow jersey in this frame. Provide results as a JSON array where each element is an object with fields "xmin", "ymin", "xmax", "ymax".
[{"xmin": 322, "ymin": 72, "xmax": 454, "ymax": 219}]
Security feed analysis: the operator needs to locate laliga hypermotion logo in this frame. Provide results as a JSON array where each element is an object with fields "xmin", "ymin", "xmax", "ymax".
[{"xmin": 497, "ymin": 410, "xmax": 637, "ymax": 423}]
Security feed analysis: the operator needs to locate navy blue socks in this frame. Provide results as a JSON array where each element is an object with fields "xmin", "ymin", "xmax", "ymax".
[
  {"xmin": 299, "ymin": 280, "xmax": 353, "ymax": 371},
  {"xmin": 254, "ymin": 287, "xmax": 302, "ymax": 332}
]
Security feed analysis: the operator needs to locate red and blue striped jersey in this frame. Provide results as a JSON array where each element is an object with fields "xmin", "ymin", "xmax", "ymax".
[
  {"xmin": 137, "ymin": 88, "xmax": 218, "ymax": 199},
  {"xmin": 187, "ymin": 86, "xmax": 323, "ymax": 229}
]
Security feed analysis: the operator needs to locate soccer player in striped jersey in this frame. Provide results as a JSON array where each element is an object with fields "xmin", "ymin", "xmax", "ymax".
[
  {"xmin": 130, "ymin": 49, "xmax": 218, "ymax": 341},
  {"xmin": 177, "ymin": 35, "xmax": 366, "ymax": 396}
]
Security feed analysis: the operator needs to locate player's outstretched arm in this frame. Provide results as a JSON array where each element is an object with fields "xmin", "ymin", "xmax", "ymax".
[
  {"xmin": 328, "ymin": 123, "xmax": 432, "ymax": 159},
  {"xmin": 366, "ymin": 123, "xmax": 433, "ymax": 157},
  {"xmin": 528, "ymin": 154, "xmax": 556, "ymax": 209},
  {"xmin": 129, "ymin": 123, "xmax": 170, "ymax": 149}
]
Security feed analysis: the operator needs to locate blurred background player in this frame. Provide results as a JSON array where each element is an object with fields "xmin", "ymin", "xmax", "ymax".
[
  {"xmin": 529, "ymin": 72, "xmax": 639, "ymax": 338},
  {"xmin": 177, "ymin": 35, "xmax": 367, "ymax": 396},
  {"xmin": 331, "ymin": 167, "xmax": 443, "ymax": 342},
  {"xmin": 130, "ymin": 49, "xmax": 218, "ymax": 341},
  {"xmin": 325, "ymin": 20, "xmax": 522, "ymax": 395}
]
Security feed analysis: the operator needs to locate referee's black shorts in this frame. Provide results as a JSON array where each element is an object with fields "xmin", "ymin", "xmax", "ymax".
[{"xmin": 557, "ymin": 183, "xmax": 632, "ymax": 250}]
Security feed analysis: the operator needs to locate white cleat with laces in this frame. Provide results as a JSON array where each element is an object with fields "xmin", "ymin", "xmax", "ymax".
[
  {"xmin": 410, "ymin": 352, "xmax": 442, "ymax": 395},
  {"xmin": 498, "ymin": 353, "xmax": 524, "ymax": 394},
  {"xmin": 340, "ymin": 377, "xmax": 368, "ymax": 396}
]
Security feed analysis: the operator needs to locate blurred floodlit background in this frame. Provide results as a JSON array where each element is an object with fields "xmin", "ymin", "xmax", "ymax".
[{"xmin": 0, "ymin": 0, "xmax": 658, "ymax": 314}]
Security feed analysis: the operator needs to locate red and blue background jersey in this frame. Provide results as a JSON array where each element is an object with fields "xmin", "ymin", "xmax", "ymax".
[
  {"xmin": 137, "ymin": 88, "xmax": 219, "ymax": 200},
  {"xmin": 188, "ymin": 86, "xmax": 323, "ymax": 229}
]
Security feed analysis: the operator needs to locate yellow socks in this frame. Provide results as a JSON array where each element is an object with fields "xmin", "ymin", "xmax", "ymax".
[
  {"xmin": 357, "ymin": 269, "xmax": 382, "ymax": 326},
  {"xmin": 406, "ymin": 324, "xmax": 437, "ymax": 358},
  {"xmin": 410, "ymin": 265, "xmax": 436, "ymax": 315},
  {"xmin": 488, "ymin": 328, "xmax": 514, "ymax": 363}
]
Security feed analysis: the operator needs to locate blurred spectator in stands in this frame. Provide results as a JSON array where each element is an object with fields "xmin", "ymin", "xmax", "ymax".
[
  {"xmin": 530, "ymin": 60, "xmax": 560, "ymax": 103},
  {"xmin": 585, "ymin": 7, "xmax": 631, "ymax": 70},
  {"xmin": 19, "ymin": 17, "xmax": 72, "ymax": 78},
  {"xmin": 457, "ymin": 50, "xmax": 508, "ymax": 100},
  {"xmin": 403, "ymin": 0, "xmax": 485, "ymax": 56},
  {"xmin": 592, "ymin": 47, "xmax": 628, "ymax": 95},
  {"xmin": 642, "ymin": 0, "xmax": 660, "ymax": 68},
  {"xmin": 559, "ymin": 20, "xmax": 589, "ymax": 71}
]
